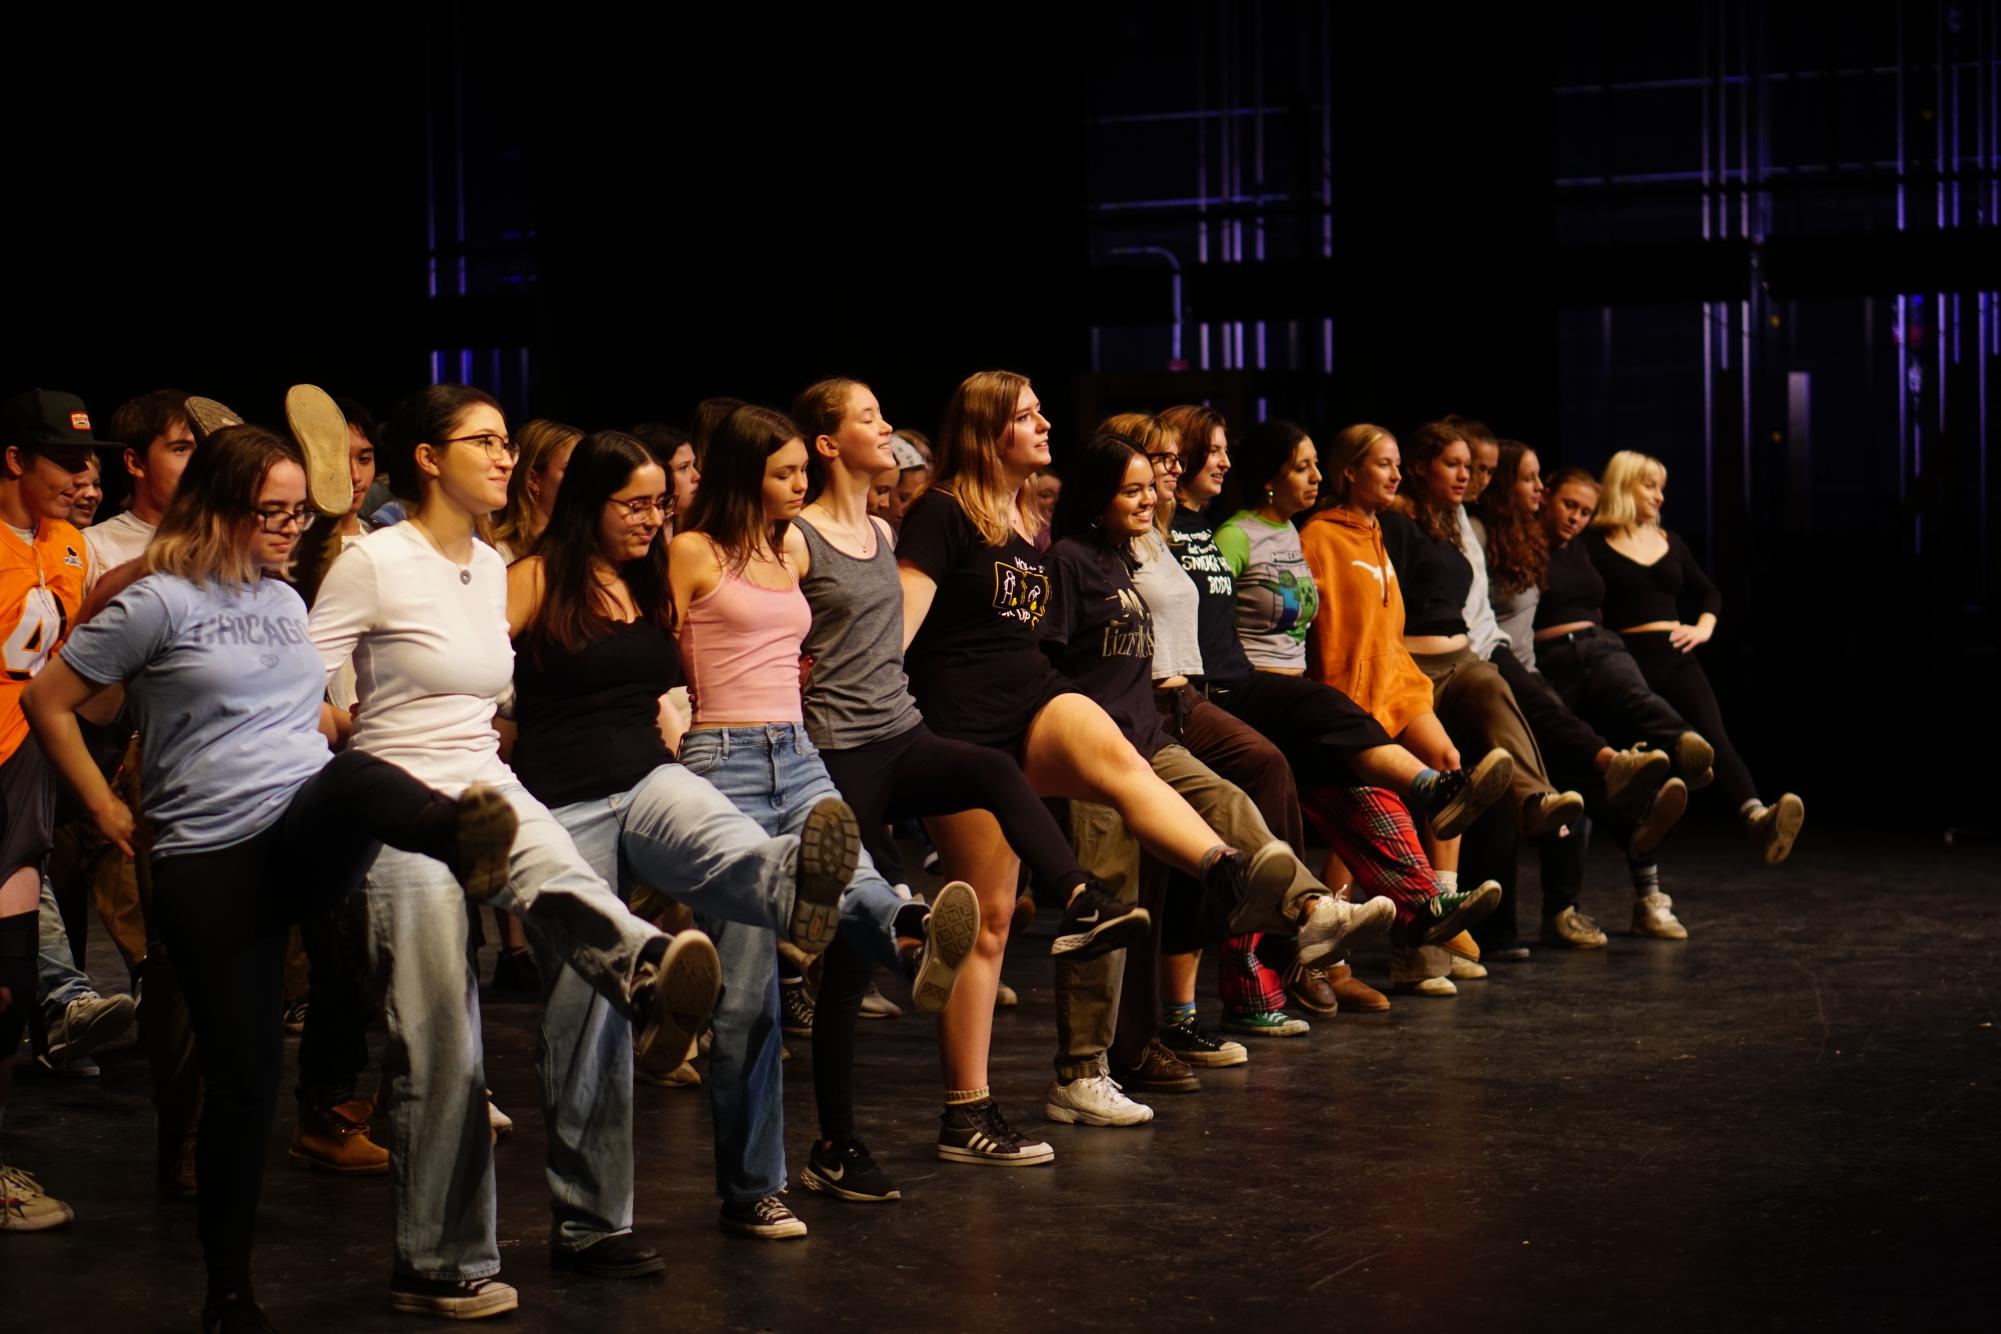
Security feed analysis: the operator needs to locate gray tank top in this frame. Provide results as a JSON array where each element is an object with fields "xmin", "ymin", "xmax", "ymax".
[{"xmin": 796, "ymin": 516, "xmax": 923, "ymax": 749}]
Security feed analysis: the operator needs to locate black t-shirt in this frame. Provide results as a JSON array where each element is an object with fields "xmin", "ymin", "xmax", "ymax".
[
  {"xmin": 1038, "ymin": 537, "xmax": 1170, "ymax": 759},
  {"xmin": 512, "ymin": 618, "xmax": 681, "ymax": 808},
  {"xmin": 898, "ymin": 488, "xmax": 1069, "ymax": 745},
  {"xmin": 1167, "ymin": 506, "xmax": 1256, "ymax": 687},
  {"xmin": 1378, "ymin": 510, "xmax": 1473, "ymax": 636},
  {"xmin": 1536, "ymin": 536, "xmax": 1606, "ymax": 628}
]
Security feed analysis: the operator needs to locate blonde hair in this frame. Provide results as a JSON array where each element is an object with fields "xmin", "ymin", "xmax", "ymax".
[
  {"xmin": 1593, "ymin": 450, "xmax": 1667, "ymax": 532},
  {"xmin": 492, "ymin": 418, "xmax": 584, "ymax": 554},
  {"xmin": 146, "ymin": 424, "xmax": 299, "ymax": 588},
  {"xmin": 1322, "ymin": 423, "xmax": 1396, "ymax": 506},
  {"xmin": 933, "ymin": 369, "xmax": 1033, "ymax": 547}
]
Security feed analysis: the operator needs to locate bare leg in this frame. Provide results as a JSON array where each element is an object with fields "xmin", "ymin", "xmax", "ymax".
[
  {"xmin": 1347, "ymin": 744, "xmax": 1425, "ymax": 790},
  {"xmin": 1163, "ymin": 951, "xmax": 1199, "ymax": 1006},
  {"xmin": 1020, "ymin": 695, "xmax": 1220, "ymax": 878},
  {"xmin": 925, "ymin": 809, "xmax": 1015, "ymax": 1092}
]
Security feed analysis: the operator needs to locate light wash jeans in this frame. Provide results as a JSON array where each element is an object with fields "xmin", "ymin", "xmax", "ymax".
[
  {"xmin": 675, "ymin": 724, "xmax": 907, "ymax": 1204},
  {"xmin": 362, "ymin": 778, "xmax": 661, "ymax": 1281},
  {"xmin": 36, "ymin": 874, "xmax": 96, "ymax": 1023}
]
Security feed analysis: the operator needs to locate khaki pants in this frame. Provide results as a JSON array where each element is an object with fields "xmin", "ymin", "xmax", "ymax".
[{"xmin": 1411, "ymin": 647, "xmax": 1554, "ymax": 817}]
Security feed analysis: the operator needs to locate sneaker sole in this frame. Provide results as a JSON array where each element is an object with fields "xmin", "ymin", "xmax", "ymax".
[
  {"xmin": 1604, "ymin": 749, "xmax": 1671, "ymax": 816},
  {"xmin": 800, "ymin": 1166, "xmax": 901, "ymax": 1202},
  {"xmin": 720, "ymin": 1220, "xmax": 809, "ymax": 1240},
  {"xmin": 1421, "ymin": 881, "xmax": 1503, "ymax": 946},
  {"xmin": 1676, "ymin": 732, "xmax": 1717, "ymax": 788},
  {"xmin": 284, "ymin": 384, "xmax": 361, "ymax": 517},
  {"xmin": 1164, "ymin": 1046, "xmax": 1249, "ymax": 1068},
  {"xmin": 1295, "ymin": 897, "xmax": 1396, "ymax": 967},
  {"xmin": 1431, "ymin": 748, "xmax": 1514, "ymax": 840},
  {"xmin": 936, "ymin": 1143, "xmax": 1056, "ymax": 1166},
  {"xmin": 387, "ymin": 1289, "xmax": 519, "ymax": 1319},
  {"xmin": 1050, "ymin": 906, "xmax": 1151, "ymax": 959},
  {"xmin": 1043, "ymin": 1100, "xmax": 1154, "ymax": 1127},
  {"xmin": 1761, "ymin": 793, "xmax": 1806, "ymax": 865},
  {"xmin": 1221, "ymin": 1020, "xmax": 1310, "ymax": 1038},
  {"xmin": 1523, "ymin": 789, "xmax": 1586, "ymax": 838},
  {"xmin": 549, "ymin": 1251, "xmax": 668, "ymax": 1278},
  {"xmin": 636, "ymin": 933, "xmax": 723, "ymax": 1061},
  {"xmin": 1228, "ymin": 841, "xmax": 1300, "ymax": 935},
  {"xmin": 0, "ymin": 1202, "xmax": 75, "ymax": 1232},
  {"xmin": 911, "ymin": 880, "xmax": 979, "ymax": 1015},
  {"xmin": 1628, "ymin": 778, "xmax": 1689, "ymax": 860},
  {"xmin": 791, "ymin": 798, "xmax": 858, "ymax": 953},
  {"xmin": 453, "ymin": 785, "xmax": 518, "ymax": 903},
  {"xmin": 182, "ymin": 395, "xmax": 242, "ymax": 441},
  {"xmin": 50, "ymin": 995, "xmax": 136, "ymax": 1063}
]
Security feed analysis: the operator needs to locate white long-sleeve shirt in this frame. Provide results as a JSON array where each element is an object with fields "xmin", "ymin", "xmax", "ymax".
[
  {"xmin": 308, "ymin": 521, "xmax": 513, "ymax": 790},
  {"xmin": 1458, "ymin": 506, "xmax": 1509, "ymax": 662}
]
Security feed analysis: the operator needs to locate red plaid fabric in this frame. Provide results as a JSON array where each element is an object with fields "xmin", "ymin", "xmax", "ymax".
[
  {"xmin": 1297, "ymin": 785, "xmax": 1437, "ymax": 928},
  {"xmin": 1216, "ymin": 932, "xmax": 1286, "ymax": 1013}
]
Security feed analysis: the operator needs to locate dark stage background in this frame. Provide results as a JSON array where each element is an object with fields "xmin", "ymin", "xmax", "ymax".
[{"xmin": 6, "ymin": 2, "xmax": 1998, "ymax": 830}]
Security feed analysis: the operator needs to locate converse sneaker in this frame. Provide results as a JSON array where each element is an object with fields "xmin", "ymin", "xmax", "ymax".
[
  {"xmin": 1051, "ymin": 880, "xmax": 1150, "ymax": 959},
  {"xmin": 1043, "ymin": 1069, "xmax": 1154, "ymax": 1127},
  {"xmin": 1749, "ymin": 793, "xmax": 1805, "ymax": 865},
  {"xmin": 284, "ymin": 384, "xmax": 363, "ymax": 516},
  {"xmin": 907, "ymin": 879, "xmax": 979, "ymax": 1015},
  {"xmin": 1222, "ymin": 1008, "xmax": 1309, "ymax": 1037},
  {"xmin": 43, "ymin": 991, "xmax": 136, "ymax": 1067},
  {"xmin": 387, "ymin": 1275, "xmax": 519, "ymax": 1319},
  {"xmin": 1522, "ymin": 789, "xmax": 1587, "ymax": 837},
  {"xmin": 446, "ymin": 785, "xmax": 518, "ymax": 903},
  {"xmin": 1396, "ymin": 880, "xmax": 1503, "ymax": 949},
  {"xmin": 780, "ymin": 976, "xmax": 817, "ymax": 1037},
  {"xmin": 1629, "ymin": 778, "xmax": 1689, "ymax": 861},
  {"xmin": 1675, "ymin": 731, "xmax": 1717, "ymax": 788},
  {"xmin": 858, "ymin": 982, "xmax": 902, "ymax": 1019},
  {"xmin": 1423, "ymin": 747, "xmax": 1515, "ymax": 840},
  {"xmin": 1540, "ymin": 905, "xmax": 1609, "ymax": 949},
  {"xmin": 1632, "ymin": 892, "xmax": 1689, "ymax": 940},
  {"xmin": 632, "ymin": 931, "xmax": 723, "ymax": 1062},
  {"xmin": 721, "ymin": 1194, "xmax": 809, "ymax": 1239},
  {"xmin": 1602, "ymin": 746, "xmax": 1671, "ymax": 816},
  {"xmin": 0, "ymin": 1163, "xmax": 73, "ymax": 1231},
  {"xmin": 802, "ymin": 1136, "xmax": 900, "ymax": 1202},
  {"xmin": 1294, "ymin": 890, "xmax": 1396, "ymax": 966},
  {"xmin": 791, "ymin": 797, "xmax": 859, "ymax": 953},
  {"xmin": 1159, "ymin": 1012, "xmax": 1250, "ymax": 1067},
  {"xmin": 937, "ymin": 1098, "xmax": 1055, "ymax": 1166},
  {"xmin": 550, "ymin": 1232, "xmax": 667, "ymax": 1278}
]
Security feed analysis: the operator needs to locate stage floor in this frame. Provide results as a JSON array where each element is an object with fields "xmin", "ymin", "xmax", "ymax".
[{"xmin": 8, "ymin": 828, "xmax": 1997, "ymax": 1332}]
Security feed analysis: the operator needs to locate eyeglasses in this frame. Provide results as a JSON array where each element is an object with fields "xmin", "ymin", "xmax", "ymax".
[
  {"xmin": 439, "ymin": 433, "xmax": 519, "ymax": 462},
  {"xmin": 1146, "ymin": 452, "xmax": 1184, "ymax": 474},
  {"xmin": 252, "ymin": 506, "xmax": 317, "ymax": 534},
  {"xmin": 606, "ymin": 496, "xmax": 669, "ymax": 522}
]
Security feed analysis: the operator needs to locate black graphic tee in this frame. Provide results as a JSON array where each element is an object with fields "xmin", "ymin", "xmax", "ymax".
[
  {"xmin": 898, "ymin": 489, "xmax": 1070, "ymax": 745},
  {"xmin": 1168, "ymin": 506, "xmax": 1256, "ymax": 687},
  {"xmin": 1038, "ymin": 538, "xmax": 1169, "ymax": 759}
]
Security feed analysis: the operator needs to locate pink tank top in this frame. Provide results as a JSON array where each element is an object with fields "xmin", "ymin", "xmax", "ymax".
[{"xmin": 680, "ymin": 564, "xmax": 812, "ymax": 725}]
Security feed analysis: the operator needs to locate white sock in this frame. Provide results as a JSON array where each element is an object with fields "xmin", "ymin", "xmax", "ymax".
[{"xmin": 1436, "ymin": 869, "xmax": 1459, "ymax": 893}]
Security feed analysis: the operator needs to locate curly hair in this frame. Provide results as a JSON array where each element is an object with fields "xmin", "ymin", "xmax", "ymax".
[
  {"xmin": 1388, "ymin": 419, "xmax": 1465, "ymax": 549},
  {"xmin": 1476, "ymin": 439, "xmax": 1548, "ymax": 594}
]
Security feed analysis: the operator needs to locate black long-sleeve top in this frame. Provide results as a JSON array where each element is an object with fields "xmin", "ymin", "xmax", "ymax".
[{"xmin": 1586, "ymin": 528, "xmax": 1721, "ymax": 628}]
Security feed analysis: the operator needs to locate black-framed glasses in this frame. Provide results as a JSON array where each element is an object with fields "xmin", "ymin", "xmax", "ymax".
[
  {"xmin": 439, "ymin": 432, "xmax": 519, "ymax": 462},
  {"xmin": 606, "ymin": 495, "xmax": 669, "ymax": 522},
  {"xmin": 1147, "ymin": 451, "xmax": 1184, "ymax": 473},
  {"xmin": 252, "ymin": 506, "xmax": 317, "ymax": 534}
]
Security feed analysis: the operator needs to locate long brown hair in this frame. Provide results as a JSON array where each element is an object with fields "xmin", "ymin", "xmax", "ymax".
[
  {"xmin": 1158, "ymin": 404, "xmax": 1227, "ymax": 484},
  {"xmin": 933, "ymin": 369, "xmax": 1031, "ymax": 547},
  {"xmin": 679, "ymin": 405, "xmax": 804, "ymax": 570},
  {"xmin": 491, "ymin": 418, "xmax": 584, "ymax": 554},
  {"xmin": 1477, "ymin": 440, "xmax": 1548, "ymax": 594},
  {"xmin": 1390, "ymin": 419, "xmax": 1465, "ymax": 548},
  {"xmin": 519, "ymin": 431, "xmax": 674, "ymax": 664},
  {"xmin": 146, "ymin": 424, "xmax": 300, "ymax": 588}
]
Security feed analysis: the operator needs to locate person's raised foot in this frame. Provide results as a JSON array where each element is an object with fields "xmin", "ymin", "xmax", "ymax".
[
  {"xmin": 937, "ymin": 1098, "xmax": 1055, "ymax": 1166},
  {"xmin": 1675, "ymin": 731, "xmax": 1716, "ymax": 788},
  {"xmin": 1396, "ymin": 880, "xmax": 1503, "ymax": 949},
  {"xmin": 0, "ymin": 1164, "xmax": 73, "ymax": 1231},
  {"xmin": 632, "ymin": 931, "xmax": 722, "ymax": 1062},
  {"xmin": 1749, "ymin": 793, "xmax": 1805, "ymax": 865},
  {"xmin": 1050, "ymin": 879, "xmax": 1149, "ymax": 959},
  {"xmin": 1295, "ymin": 890, "xmax": 1395, "ymax": 966},
  {"xmin": 906, "ymin": 880, "xmax": 979, "ymax": 1015},
  {"xmin": 387, "ymin": 1275, "xmax": 519, "ymax": 1320},
  {"xmin": 1043, "ymin": 1068, "xmax": 1154, "ymax": 1127},
  {"xmin": 551, "ymin": 1233, "xmax": 666, "ymax": 1278},
  {"xmin": 284, "ymin": 384, "xmax": 361, "ymax": 517},
  {"xmin": 802, "ymin": 1135, "xmax": 900, "ymax": 1202},
  {"xmin": 1632, "ymin": 892, "xmax": 1689, "ymax": 940},
  {"xmin": 1603, "ymin": 746, "xmax": 1671, "ymax": 816},
  {"xmin": 1425, "ymin": 747, "xmax": 1514, "ymax": 840},
  {"xmin": 1541, "ymin": 905, "xmax": 1609, "ymax": 949},
  {"xmin": 1522, "ymin": 789, "xmax": 1587, "ymax": 838},
  {"xmin": 791, "ymin": 797, "xmax": 858, "ymax": 953},
  {"xmin": 1629, "ymin": 778, "xmax": 1689, "ymax": 861},
  {"xmin": 1440, "ymin": 930, "xmax": 1481, "ymax": 962},
  {"xmin": 446, "ymin": 785, "xmax": 517, "ymax": 904},
  {"xmin": 44, "ymin": 991, "xmax": 136, "ymax": 1068}
]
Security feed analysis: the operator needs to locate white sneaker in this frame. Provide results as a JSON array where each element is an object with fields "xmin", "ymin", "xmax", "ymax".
[
  {"xmin": 1043, "ymin": 1071, "xmax": 1154, "ymax": 1127},
  {"xmin": 0, "ymin": 1163, "xmax": 74, "ymax": 1231},
  {"xmin": 1632, "ymin": 892, "xmax": 1689, "ymax": 940},
  {"xmin": 1294, "ymin": 891, "xmax": 1395, "ymax": 966},
  {"xmin": 1448, "ymin": 957, "xmax": 1488, "ymax": 980},
  {"xmin": 45, "ymin": 992, "xmax": 136, "ymax": 1066}
]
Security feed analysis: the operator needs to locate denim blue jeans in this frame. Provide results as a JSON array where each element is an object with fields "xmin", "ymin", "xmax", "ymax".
[
  {"xmin": 675, "ymin": 725, "xmax": 906, "ymax": 1204},
  {"xmin": 361, "ymin": 777, "xmax": 661, "ymax": 1280},
  {"xmin": 36, "ymin": 874, "xmax": 95, "ymax": 1023}
]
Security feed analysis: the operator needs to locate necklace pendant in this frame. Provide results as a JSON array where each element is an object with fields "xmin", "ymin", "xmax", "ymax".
[{"xmin": 460, "ymin": 569, "xmax": 472, "ymax": 585}]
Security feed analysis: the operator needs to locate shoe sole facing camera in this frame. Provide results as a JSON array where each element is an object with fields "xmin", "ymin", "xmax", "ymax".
[
  {"xmin": 1523, "ymin": 790, "xmax": 1586, "ymax": 838},
  {"xmin": 1051, "ymin": 905, "xmax": 1151, "ymax": 959},
  {"xmin": 1432, "ymin": 748, "xmax": 1515, "ymax": 840},
  {"xmin": 1676, "ymin": 732, "xmax": 1717, "ymax": 788},
  {"xmin": 936, "ymin": 1141, "xmax": 1056, "ymax": 1166},
  {"xmin": 1227, "ymin": 841, "xmax": 1304, "ymax": 936},
  {"xmin": 1760, "ymin": 794, "xmax": 1806, "ymax": 865},
  {"xmin": 636, "ymin": 933, "xmax": 723, "ymax": 1062},
  {"xmin": 1628, "ymin": 778, "xmax": 1689, "ymax": 861},
  {"xmin": 911, "ymin": 880, "xmax": 979, "ymax": 1015},
  {"xmin": 1421, "ymin": 881, "xmax": 1503, "ymax": 947},
  {"xmin": 1604, "ymin": 748, "xmax": 1671, "ymax": 816},
  {"xmin": 452, "ymin": 786, "xmax": 518, "ymax": 903},
  {"xmin": 284, "ymin": 384, "xmax": 361, "ymax": 517},
  {"xmin": 792, "ymin": 797, "xmax": 859, "ymax": 953}
]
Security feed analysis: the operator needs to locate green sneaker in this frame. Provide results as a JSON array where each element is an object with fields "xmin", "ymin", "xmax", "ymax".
[
  {"xmin": 1221, "ymin": 1009, "xmax": 1309, "ymax": 1038},
  {"xmin": 1396, "ymin": 880, "xmax": 1503, "ymax": 949}
]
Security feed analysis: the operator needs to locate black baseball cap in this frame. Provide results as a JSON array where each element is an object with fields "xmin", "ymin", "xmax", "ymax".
[{"xmin": 0, "ymin": 389, "xmax": 113, "ymax": 469}]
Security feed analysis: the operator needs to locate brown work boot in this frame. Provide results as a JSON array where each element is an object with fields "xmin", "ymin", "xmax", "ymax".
[
  {"xmin": 1111, "ymin": 1039, "xmax": 1201, "ymax": 1095},
  {"xmin": 1283, "ymin": 960, "xmax": 1339, "ymax": 1018},
  {"xmin": 289, "ymin": 1099, "xmax": 389, "ymax": 1176},
  {"xmin": 1324, "ymin": 962, "xmax": 1390, "ymax": 1012}
]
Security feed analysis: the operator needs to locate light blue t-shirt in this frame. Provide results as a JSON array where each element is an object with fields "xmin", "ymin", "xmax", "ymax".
[{"xmin": 61, "ymin": 573, "xmax": 332, "ymax": 858}]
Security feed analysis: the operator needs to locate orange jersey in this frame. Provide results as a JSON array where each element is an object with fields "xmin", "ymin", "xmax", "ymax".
[{"xmin": 0, "ymin": 518, "xmax": 91, "ymax": 764}]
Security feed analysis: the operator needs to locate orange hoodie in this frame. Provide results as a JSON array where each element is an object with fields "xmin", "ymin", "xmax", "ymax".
[{"xmin": 1299, "ymin": 505, "xmax": 1435, "ymax": 736}]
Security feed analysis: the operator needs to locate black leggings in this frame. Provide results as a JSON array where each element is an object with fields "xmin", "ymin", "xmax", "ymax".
[
  {"xmin": 812, "ymin": 720, "xmax": 1087, "ymax": 1140},
  {"xmin": 1620, "ymin": 631, "xmax": 1760, "ymax": 812},
  {"xmin": 1209, "ymin": 670, "xmax": 1393, "ymax": 787},
  {"xmin": 148, "ymin": 750, "xmax": 461, "ymax": 1300}
]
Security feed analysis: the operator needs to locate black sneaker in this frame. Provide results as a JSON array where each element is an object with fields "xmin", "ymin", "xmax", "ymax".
[
  {"xmin": 387, "ymin": 1274, "xmax": 520, "ymax": 1319},
  {"xmin": 721, "ymin": 1193, "xmax": 808, "ymax": 1239},
  {"xmin": 791, "ymin": 797, "xmax": 858, "ymax": 953},
  {"xmin": 550, "ymin": 1232, "xmax": 667, "ymax": 1278},
  {"xmin": 780, "ymin": 977, "xmax": 816, "ymax": 1038},
  {"xmin": 936, "ymin": 1098, "xmax": 1055, "ymax": 1166},
  {"xmin": 1051, "ymin": 880, "xmax": 1150, "ymax": 959},
  {"xmin": 1158, "ymin": 1012, "xmax": 1249, "ymax": 1068},
  {"xmin": 1422, "ymin": 747, "xmax": 1514, "ymax": 840},
  {"xmin": 801, "ymin": 1136, "xmax": 901, "ymax": 1202},
  {"xmin": 1395, "ymin": 881, "xmax": 1504, "ymax": 949}
]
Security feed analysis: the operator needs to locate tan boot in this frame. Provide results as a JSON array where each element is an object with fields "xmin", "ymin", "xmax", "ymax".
[
  {"xmin": 1324, "ymin": 962, "xmax": 1390, "ymax": 1012},
  {"xmin": 289, "ymin": 1099, "xmax": 389, "ymax": 1175}
]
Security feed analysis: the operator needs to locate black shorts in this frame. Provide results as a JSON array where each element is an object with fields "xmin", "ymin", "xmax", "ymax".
[{"xmin": 0, "ymin": 736, "xmax": 59, "ymax": 878}]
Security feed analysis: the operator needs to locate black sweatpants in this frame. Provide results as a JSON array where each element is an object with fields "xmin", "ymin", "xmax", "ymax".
[
  {"xmin": 1209, "ymin": 670, "xmax": 1393, "ymax": 787},
  {"xmin": 148, "ymin": 750, "xmax": 460, "ymax": 1299},
  {"xmin": 1536, "ymin": 628, "xmax": 1695, "ymax": 768},
  {"xmin": 812, "ymin": 720, "xmax": 1088, "ymax": 1140},
  {"xmin": 1619, "ymin": 631, "xmax": 1760, "ymax": 812}
]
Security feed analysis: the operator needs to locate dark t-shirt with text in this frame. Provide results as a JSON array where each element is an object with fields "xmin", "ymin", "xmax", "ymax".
[{"xmin": 1038, "ymin": 537, "xmax": 1169, "ymax": 759}]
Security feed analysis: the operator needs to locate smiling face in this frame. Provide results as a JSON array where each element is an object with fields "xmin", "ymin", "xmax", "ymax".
[
  {"xmin": 1000, "ymin": 385, "xmax": 1052, "ymax": 479},
  {"xmin": 248, "ymin": 459, "xmax": 310, "ymax": 573},
  {"xmin": 1268, "ymin": 437, "xmax": 1322, "ymax": 519},
  {"xmin": 762, "ymin": 438, "xmax": 811, "ymax": 523},
  {"xmin": 1345, "ymin": 435, "xmax": 1402, "ymax": 513},
  {"xmin": 7, "ymin": 447, "xmax": 92, "ymax": 523},
  {"xmin": 1543, "ymin": 479, "xmax": 1599, "ymax": 543},
  {"xmin": 831, "ymin": 384, "xmax": 898, "ymax": 476},
  {"xmin": 425, "ymin": 403, "xmax": 515, "ymax": 517},
  {"xmin": 1419, "ymin": 438, "xmax": 1472, "ymax": 509},
  {"xmin": 1511, "ymin": 450, "xmax": 1543, "ymax": 515},
  {"xmin": 70, "ymin": 455, "xmax": 103, "ymax": 526},
  {"xmin": 598, "ymin": 460, "xmax": 667, "ymax": 565},
  {"xmin": 1102, "ymin": 451, "xmax": 1157, "ymax": 541},
  {"xmin": 1182, "ymin": 425, "xmax": 1230, "ymax": 504}
]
